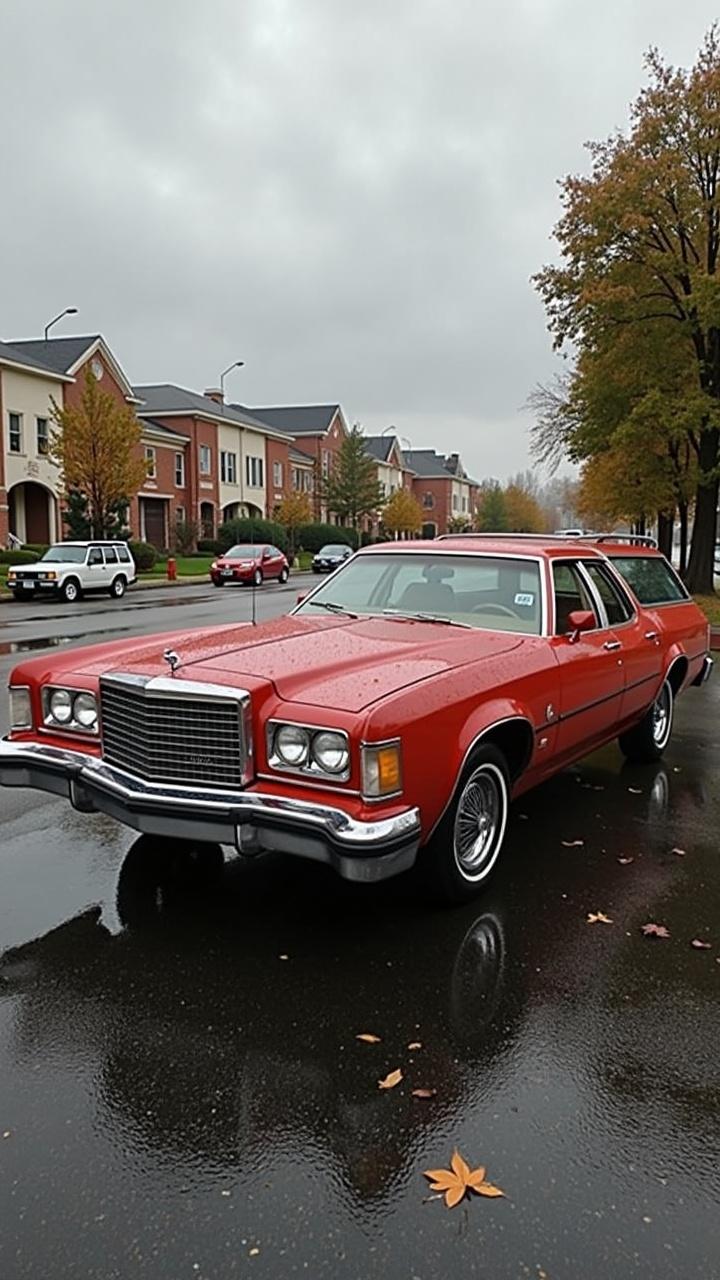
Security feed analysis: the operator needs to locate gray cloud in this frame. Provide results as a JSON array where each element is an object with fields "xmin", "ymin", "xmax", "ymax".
[{"xmin": 1, "ymin": 0, "xmax": 716, "ymax": 476}]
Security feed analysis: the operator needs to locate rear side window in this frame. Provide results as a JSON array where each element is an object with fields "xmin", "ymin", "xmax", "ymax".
[
  {"xmin": 117, "ymin": 546, "xmax": 131, "ymax": 563},
  {"xmin": 582, "ymin": 561, "xmax": 634, "ymax": 624},
  {"xmin": 610, "ymin": 556, "xmax": 688, "ymax": 605},
  {"xmin": 103, "ymin": 546, "xmax": 118, "ymax": 564}
]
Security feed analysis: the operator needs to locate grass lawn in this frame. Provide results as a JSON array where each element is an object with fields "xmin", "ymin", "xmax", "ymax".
[
  {"xmin": 142, "ymin": 556, "xmax": 214, "ymax": 577},
  {"xmin": 694, "ymin": 594, "xmax": 720, "ymax": 626}
]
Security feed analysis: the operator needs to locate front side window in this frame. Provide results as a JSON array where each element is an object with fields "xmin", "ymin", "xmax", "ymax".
[
  {"xmin": 199, "ymin": 444, "xmax": 212, "ymax": 475},
  {"xmin": 145, "ymin": 446, "xmax": 157, "ymax": 479},
  {"xmin": 295, "ymin": 553, "xmax": 543, "ymax": 634},
  {"xmin": 582, "ymin": 561, "xmax": 634, "ymax": 624},
  {"xmin": 87, "ymin": 547, "xmax": 104, "ymax": 566},
  {"xmin": 8, "ymin": 412, "xmax": 22, "ymax": 453},
  {"xmin": 552, "ymin": 561, "xmax": 598, "ymax": 634},
  {"xmin": 36, "ymin": 417, "xmax": 49, "ymax": 456},
  {"xmin": 609, "ymin": 555, "xmax": 688, "ymax": 605}
]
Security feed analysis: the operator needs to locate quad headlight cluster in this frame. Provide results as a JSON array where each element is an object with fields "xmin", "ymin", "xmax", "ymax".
[
  {"xmin": 268, "ymin": 722, "xmax": 351, "ymax": 781},
  {"xmin": 42, "ymin": 686, "xmax": 99, "ymax": 735}
]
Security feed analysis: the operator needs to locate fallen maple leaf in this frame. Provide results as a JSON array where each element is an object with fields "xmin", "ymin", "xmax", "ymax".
[
  {"xmin": 691, "ymin": 938, "xmax": 712, "ymax": 950},
  {"xmin": 356, "ymin": 1033, "xmax": 381, "ymax": 1044},
  {"xmin": 562, "ymin": 839, "xmax": 584, "ymax": 847},
  {"xmin": 641, "ymin": 923, "xmax": 670, "ymax": 939},
  {"xmin": 378, "ymin": 1068, "xmax": 403, "ymax": 1090},
  {"xmin": 617, "ymin": 857, "xmax": 634, "ymax": 865},
  {"xmin": 671, "ymin": 847, "xmax": 686, "ymax": 856},
  {"xmin": 412, "ymin": 1088, "xmax": 437, "ymax": 1100},
  {"xmin": 424, "ymin": 1150, "xmax": 505, "ymax": 1208},
  {"xmin": 587, "ymin": 911, "xmax": 613, "ymax": 924},
  {"xmin": 408, "ymin": 1041, "xmax": 422, "ymax": 1050},
  {"xmin": 628, "ymin": 787, "xmax": 643, "ymax": 794}
]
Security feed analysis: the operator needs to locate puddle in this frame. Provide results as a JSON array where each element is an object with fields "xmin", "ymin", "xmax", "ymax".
[{"xmin": 0, "ymin": 626, "xmax": 134, "ymax": 657}]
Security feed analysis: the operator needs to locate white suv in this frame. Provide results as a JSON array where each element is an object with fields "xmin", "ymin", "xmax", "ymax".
[{"xmin": 7, "ymin": 541, "xmax": 137, "ymax": 604}]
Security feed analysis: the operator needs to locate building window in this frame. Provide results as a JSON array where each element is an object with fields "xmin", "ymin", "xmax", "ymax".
[
  {"xmin": 175, "ymin": 453, "xmax": 185, "ymax": 487},
  {"xmin": 452, "ymin": 494, "xmax": 458, "ymax": 511},
  {"xmin": 462, "ymin": 496, "xmax": 468, "ymax": 513},
  {"xmin": 321, "ymin": 449, "xmax": 331, "ymax": 477},
  {"xmin": 246, "ymin": 456, "xmax": 264, "ymax": 487},
  {"xmin": 273, "ymin": 460, "xmax": 283, "ymax": 488},
  {"xmin": 199, "ymin": 444, "xmax": 212, "ymax": 475},
  {"xmin": 291, "ymin": 467, "xmax": 300, "ymax": 490},
  {"xmin": 221, "ymin": 451, "xmax": 237, "ymax": 484},
  {"xmin": 36, "ymin": 417, "xmax": 49, "ymax": 456},
  {"xmin": 176, "ymin": 506, "xmax": 186, "ymax": 523},
  {"xmin": 422, "ymin": 492, "xmax": 435, "ymax": 509},
  {"xmin": 145, "ymin": 446, "xmax": 157, "ymax": 479},
  {"xmin": 8, "ymin": 412, "xmax": 22, "ymax": 453}
]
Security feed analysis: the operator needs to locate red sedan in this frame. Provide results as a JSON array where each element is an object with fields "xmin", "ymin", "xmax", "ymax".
[
  {"xmin": 210, "ymin": 543, "xmax": 289, "ymax": 588},
  {"xmin": 1, "ymin": 535, "xmax": 712, "ymax": 903}
]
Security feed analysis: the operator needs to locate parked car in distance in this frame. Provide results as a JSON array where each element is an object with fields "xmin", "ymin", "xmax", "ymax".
[
  {"xmin": 312, "ymin": 543, "xmax": 354, "ymax": 573},
  {"xmin": 1, "ymin": 535, "xmax": 711, "ymax": 904},
  {"xmin": 210, "ymin": 544, "xmax": 289, "ymax": 587},
  {"xmin": 6, "ymin": 541, "xmax": 136, "ymax": 604}
]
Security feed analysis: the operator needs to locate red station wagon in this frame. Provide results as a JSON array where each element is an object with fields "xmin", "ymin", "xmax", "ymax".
[{"xmin": 0, "ymin": 535, "xmax": 712, "ymax": 902}]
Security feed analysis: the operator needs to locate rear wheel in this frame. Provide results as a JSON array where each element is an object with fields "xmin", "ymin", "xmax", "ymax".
[
  {"xmin": 109, "ymin": 575, "xmax": 126, "ymax": 599},
  {"xmin": 420, "ymin": 745, "xmax": 510, "ymax": 904},
  {"xmin": 618, "ymin": 679, "xmax": 674, "ymax": 763},
  {"xmin": 279, "ymin": 566, "xmax": 289, "ymax": 583},
  {"xmin": 60, "ymin": 577, "xmax": 81, "ymax": 604}
]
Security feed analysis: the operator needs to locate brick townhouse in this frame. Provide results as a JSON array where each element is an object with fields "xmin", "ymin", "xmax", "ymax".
[
  {"xmin": 403, "ymin": 448, "xmax": 479, "ymax": 537},
  {"xmin": 240, "ymin": 404, "xmax": 348, "ymax": 521}
]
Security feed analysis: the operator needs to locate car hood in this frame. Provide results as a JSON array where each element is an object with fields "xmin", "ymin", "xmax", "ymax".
[{"xmin": 71, "ymin": 614, "xmax": 525, "ymax": 712}]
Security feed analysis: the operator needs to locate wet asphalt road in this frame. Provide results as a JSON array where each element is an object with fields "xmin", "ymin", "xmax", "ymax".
[{"xmin": 0, "ymin": 587, "xmax": 719, "ymax": 1279}]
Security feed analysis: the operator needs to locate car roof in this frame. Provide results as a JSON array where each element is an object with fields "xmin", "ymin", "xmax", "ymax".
[
  {"xmin": 357, "ymin": 535, "xmax": 663, "ymax": 559},
  {"xmin": 49, "ymin": 540, "xmax": 129, "ymax": 546}
]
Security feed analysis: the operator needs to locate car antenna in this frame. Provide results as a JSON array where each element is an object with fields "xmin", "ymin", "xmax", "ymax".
[{"xmin": 250, "ymin": 520, "xmax": 257, "ymax": 626}]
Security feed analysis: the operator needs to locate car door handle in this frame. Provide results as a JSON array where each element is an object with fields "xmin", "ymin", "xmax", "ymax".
[
  {"xmin": 645, "ymin": 631, "xmax": 658, "ymax": 641},
  {"xmin": 603, "ymin": 640, "xmax": 622, "ymax": 651}
]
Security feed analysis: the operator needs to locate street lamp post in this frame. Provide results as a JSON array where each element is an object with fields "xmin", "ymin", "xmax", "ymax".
[
  {"xmin": 44, "ymin": 307, "xmax": 78, "ymax": 340},
  {"xmin": 220, "ymin": 360, "xmax": 244, "ymax": 400}
]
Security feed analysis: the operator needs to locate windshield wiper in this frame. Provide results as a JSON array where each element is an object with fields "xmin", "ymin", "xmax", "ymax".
[
  {"xmin": 306, "ymin": 600, "xmax": 358, "ymax": 618},
  {"xmin": 381, "ymin": 609, "xmax": 471, "ymax": 629}
]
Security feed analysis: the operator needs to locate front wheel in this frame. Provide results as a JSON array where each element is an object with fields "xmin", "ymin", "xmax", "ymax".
[
  {"xmin": 618, "ymin": 679, "xmax": 674, "ymax": 763},
  {"xmin": 212, "ymin": 578, "xmax": 225, "ymax": 587},
  {"xmin": 252, "ymin": 568, "xmax": 263, "ymax": 587},
  {"xmin": 420, "ymin": 745, "xmax": 510, "ymax": 904},
  {"xmin": 60, "ymin": 577, "xmax": 81, "ymax": 604}
]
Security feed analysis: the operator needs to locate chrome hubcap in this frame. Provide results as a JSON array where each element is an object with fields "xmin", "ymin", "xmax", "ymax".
[
  {"xmin": 652, "ymin": 683, "xmax": 672, "ymax": 746},
  {"xmin": 453, "ymin": 765, "xmax": 506, "ymax": 879}
]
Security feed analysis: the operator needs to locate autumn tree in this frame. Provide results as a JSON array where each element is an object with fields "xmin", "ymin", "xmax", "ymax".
[
  {"xmin": 274, "ymin": 491, "xmax": 313, "ymax": 558},
  {"xmin": 50, "ymin": 368, "xmax": 148, "ymax": 538},
  {"xmin": 503, "ymin": 481, "xmax": 547, "ymax": 532},
  {"xmin": 322, "ymin": 425, "xmax": 385, "ymax": 529},
  {"xmin": 380, "ymin": 487, "xmax": 423, "ymax": 536},
  {"xmin": 475, "ymin": 481, "xmax": 509, "ymax": 532},
  {"xmin": 534, "ymin": 27, "xmax": 720, "ymax": 593}
]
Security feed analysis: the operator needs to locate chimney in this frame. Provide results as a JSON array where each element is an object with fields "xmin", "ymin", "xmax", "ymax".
[{"xmin": 204, "ymin": 388, "xmax": 224, "ymax": 404}]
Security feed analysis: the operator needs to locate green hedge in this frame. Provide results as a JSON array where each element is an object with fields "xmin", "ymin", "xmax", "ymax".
[
  {"xmin": 0, "ymin": 549, "xmax": 40, "ymax": 565},
  {"xmin": 295, "ymin": 524, "xmax": 357, "ymax": 553},
  {"xmin": 22, "ymin": 543, "xmax": 50, "ymax": 556},
  {"xmin": 128, "ymin": 541, "xmax": 157, "ymax": 572},
  {"xmin": 217, "ymin": 519, "xmax": 288, "ymax": 554}
]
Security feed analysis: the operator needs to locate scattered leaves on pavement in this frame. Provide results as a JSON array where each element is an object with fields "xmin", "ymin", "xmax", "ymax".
[
  {"xmin": 562, "ymin": 840, "xmax": 585, "ymax": 848},
  {"xmin": 641, "ymin": 923, "xmax": 670, "ymax": 939},
  {"xmin": 617, "ymin": 857, "xmax": 634, "ymax": 865},
  {"xmin": 691, "ymin": 938, "xmax": 712, "ymax": 950},
  {"xmin": 378, "ymin": 1068, "xmax": 403, "ymax": 1090},
  {"xmin": 412, "ymin": 1088, "xmax": 437, "ymax": 1100},
  {"xmin": 356, "ymin": 1033, "xmax": 382, "ymax": 1043},
  {"xmin": 424, "ymin": 1150, "xmax": 505, "ymax": 1208},
  {"xmin": 587, "ymin": 912, "xmax": 613, "ymax": 924}
]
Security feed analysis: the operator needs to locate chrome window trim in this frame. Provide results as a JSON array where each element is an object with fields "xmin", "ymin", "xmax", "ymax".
[
  {"xmin": 581, "ymin": 558, "xmax": 638, "ymax": 629},
  {"xmin": 550, "ymin": 558, "xmax": 606, "ymax": 636},
  {"xmin": 265, "ymin": 718, "xmax": 351, "ymax": 784},
  {"xmin": 291, "ymin": 549, "xmax": 549, "ymax": 637},
  {"xmin": 360, "ymin": 736, "xmax": 404, "ymax": 803}
]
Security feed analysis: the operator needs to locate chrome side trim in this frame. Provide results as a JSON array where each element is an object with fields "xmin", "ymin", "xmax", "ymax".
[{"xmin": 425, "ymin": 715, "xmax": 535, "ymax": 842}]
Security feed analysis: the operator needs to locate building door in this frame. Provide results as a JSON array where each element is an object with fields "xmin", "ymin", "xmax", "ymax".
[
  {"xmin": 421, "ymin": 522, "xmax": 437, "ymax": 540},
  {"xmin": 142, "ymin": 498, "xmax": 166, "ymax": 549},
  {"xmin": 200, "ymin": 503, "xmax": 215, "ymax": 540},
  {"xmin": 9, "ymin": 482, "xmax": 53, "ymax": 545}
]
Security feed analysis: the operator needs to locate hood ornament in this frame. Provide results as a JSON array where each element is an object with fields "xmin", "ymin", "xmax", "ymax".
[{"xmin": 163, "ymin": 648, "xmax": 181, "ymax": 675}]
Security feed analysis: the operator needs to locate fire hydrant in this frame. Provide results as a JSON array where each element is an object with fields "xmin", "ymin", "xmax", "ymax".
[{"xmin": 167, "ymin": 557, "xmax": 177, "ymax": 581}]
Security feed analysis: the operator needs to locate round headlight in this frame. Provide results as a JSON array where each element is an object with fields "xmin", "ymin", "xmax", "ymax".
[
  {"xmin": 49, "ymin": 689, "xmax": 73, "ymax": 724},
  {"xmin": 312, "ymin": 731, "xmax": 349, "ymax": 775},
  {"xmin": 74, "ymin": 692, "xmax": 98, "ymax": 729},
  {"xmin": 275, "ymin": 724, "xmax": 311, "ymax": 766}
]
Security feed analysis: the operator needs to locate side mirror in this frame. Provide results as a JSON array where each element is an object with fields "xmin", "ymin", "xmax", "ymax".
[{"xmin": 566, "ymin": 609, "xmax": 595, "ymax": 641}]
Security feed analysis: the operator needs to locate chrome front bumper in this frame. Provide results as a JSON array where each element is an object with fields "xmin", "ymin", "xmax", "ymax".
[{"xmin": 0, "ymin": 739, "xmax": 420, "ymax": 883}]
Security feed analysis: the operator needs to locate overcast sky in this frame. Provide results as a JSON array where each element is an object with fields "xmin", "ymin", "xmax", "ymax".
[{"xmin": 1, "ymin": 1, "xmax": 717, "ymax": 479}]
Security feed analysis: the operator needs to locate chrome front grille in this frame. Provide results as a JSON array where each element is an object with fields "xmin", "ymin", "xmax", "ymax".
[{"xmin": 100, "ymin": 675, "xmax": 251, "ymax": 790}]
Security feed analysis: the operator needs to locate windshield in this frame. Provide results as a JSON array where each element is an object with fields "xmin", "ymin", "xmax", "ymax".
[
  {"xmin": 318, "ymin": 545, "xmax": 350, "ymax": 556},
  {"xmin": 40, "ymin": 546, "xmax": 87, "ymax": 563},
  {"xmin": 295, "ymin": 552, "xmax": 543, "ymax": 634},
  {"xmin": 224, "ymin": 545, "xmax": 261, "ymax": 559}
]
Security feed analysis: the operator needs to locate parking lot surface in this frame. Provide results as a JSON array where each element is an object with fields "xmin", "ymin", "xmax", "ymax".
[{"xmin": 0, "ymin": 586, "xmax": 718, "ymax": 1279}]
